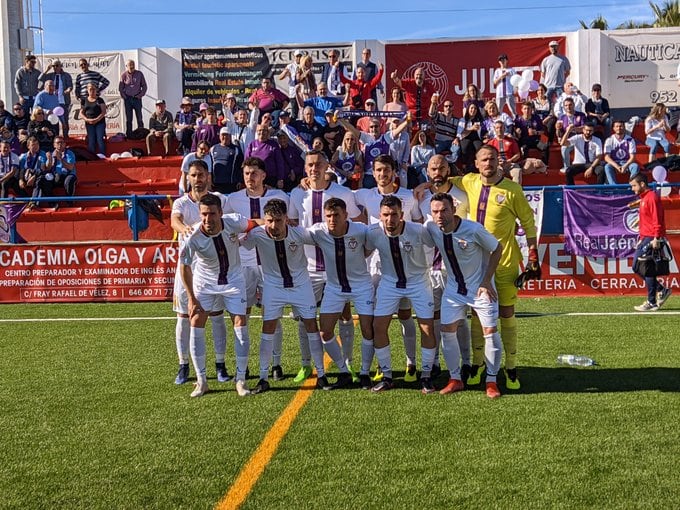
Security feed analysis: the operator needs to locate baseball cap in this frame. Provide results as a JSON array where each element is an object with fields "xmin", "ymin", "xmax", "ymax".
[
  {"xmin": 199, "ymin": 102, "xmax": 209, "ymax": 111},
  {"xmin": 365, "ymin": 98, "xmax": 376, "ymax": 105},
  {"xmin": 180, "ymin": 96, "xmax": 192, "ymax": 106},
  {"xmin": 219, "ymin": 127, "xmax": 230, "ymax": 135},
  {"xmin": 294, "ymin": 49, "xmax": 303, "ymax": 56},
  {"xmin": 155, "ymin": 99, "xmax": 166, "ymax": 105},
  {"xmin": 324, "ymin": 109, "xmax": 334, "ymax": 116},
  {"xmin": 498, "ymin": 53, "xmax": 508, "ymax": 60},
  {"xmin": 279, "ymin": 110, "xmax": 291, "ymax": 118},
  {"xmin": 549, "ymin": 40, "xmax": 559, "ymax": 47}
]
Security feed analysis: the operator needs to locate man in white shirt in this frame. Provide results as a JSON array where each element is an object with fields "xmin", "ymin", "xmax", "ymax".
[
  {"xmin": 603, "ymin": 120, "xmax": 639, "ymax": 185},
  {"xmin": 224, "ymin": 157, "xmax": 289, "ymax": 380},
  {"xmin": 493, "ymin": 54, "xmax": 516, "ymax": 116},
  {"xmin": 560, "ymin": 123, "xmax": 605, "ymax": 185},
  {"xmin": 366, "ymin": 195, "xmax": 436, "ymax": 394},
  {"xmin": 425, "ymin": 193, "xmax": 503, "ymax": 399},
  {"xmin": 179, "ymin": 193, "xmax": 255, "ymax": 398},
  {"xmin": 228, "ymin": 107, "xmax": 259, "ymax": 154}
]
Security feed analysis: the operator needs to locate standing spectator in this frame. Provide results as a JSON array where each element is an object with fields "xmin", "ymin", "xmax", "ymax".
[
  {"xmin": 493, "ymin": 54, "xmax": 516, "ymax": 116},
  {"xmin": 630, "ymin": 173, "xmax": 672, "ymax": 312},
  {"xmin": 540, "ymin": 40, "xmax": 571, "ymax": 106},
  {"xmin": 409, "ymin": 130, "xmax": 435, "ymax": 187},
  {"xmin": 429, "ymin": 95, "xmax": 459, "ymax": 155},
  {"xmin": 341, "ymin": 63, "xmax": 384, "ymax": 110},
  {"xmin": 585, "ymin": 83, "xmax": 611, "ymax": 139},
  {"xmin": 514, "ymin": 101, "xmax": 549, "ymax": 164},
  {"xmin": 560, "ymin": 123, "xmax": 605, "ymax": 185},
  {"xmin": 191, "ymin": 107, "xmax": 220, "ymax": 151},
  {"xmin": 603, "ymin": 120, "xmax": 639, "ymax": 184},
  {"xmin": 75, "ymin": 59, "xmax": 110, "ymax": 100},
  {"xmin": 38, "ymin": 60, "xmax": 73, "ymax": 138},
  {"xmin": 384, "ymin": 87, "xmax": 409, "ymax": 120},
  {"xmin": 277, "ymin": 131, "xmax": 304, "ymax": 191},
  {"xmin": 245, "ymin": 124, "xmax": 285, "ymax": 189},
  {"xmin": 0, "ymin": 140, "xmax": 24, "ymax": 198},
  {"xmin": 80, "ymin": 84, "xmax": 107, "ymax": 157},
  {"xmin": 228, "ymin": 108, "xmax": 258, "ymax": 154},
  {"xmin": 457, "ymin": 103, "xmax": 486, "ymax": 172},
  {"xmin": 45, "ymin": 136, "xmax": 77, "ymax": 207},
  {"xmin": 14, "ymin": 54, "xmax": 41, "ymax": 115},
  {"xmin": 248, "ymin": 77, "xmax": 289, "ymax": 128},
  {"xmin": 462, "ymin": 83, "xmax": 485, "ymax": 116},
  {"xmin": 220, "ymin": 93, "xmax": 239, "ymax": 123},
  {"xmin": 278, "ymin": 49, "xmax": 303, "ymax": 119},
  {"xmin": 27, "ymin": 107, "xmax": 56, "ymax": 153},
  {"xmin": 295, "ymin": 55, "xmax": 317, "ymax": 108},
  {"xmin": 146, "ymin": 99, "xmax": 173, "ymax": 157},
  {"xmin": 174, "ymin": 97, "xmax": 197, "ymax": 155},
  {"xmin": 320, "ymin": 49, "xmax": 344, "ymax": 98},
  {"xmin": 644, "ymin": 103, "xmax": 672, "ymax": 163},
  {"xmin": 210, "ymin": 128, "xmax": 244, "ymax": 194},
  {"xmin": 355, "ymin": 48, "xmax": 384, "ymax": 101},
  {"xmin": 391, "ymin": 67, "xmax": 436, "ymax": 130},
  {"xmin": 300, "ymin": 82, "xmax": 343, "ymax": 126},
  {"xmin": 118, "ymin": 59, "xmax": 147, "ymax": 138}
]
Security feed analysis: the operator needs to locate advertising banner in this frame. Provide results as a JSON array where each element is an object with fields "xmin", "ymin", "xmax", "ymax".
[
  {"xmin": 0, "ymin": 242, "xmax": 177, "ymax": 303},
  {"xmin": 604, "ymin": 29, "xmax": 680, "ymax": 108},
  {"xmin": 517, "ymin": 188, "xmax": 544, "ymax": 264}
]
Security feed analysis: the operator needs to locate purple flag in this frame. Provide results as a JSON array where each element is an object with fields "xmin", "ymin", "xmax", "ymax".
[
  {"xmin": 0, "ymin": 203, "xmax": 27, "ymax": 243},
  {"xmin": 563, "ymin": 189, "xmax": 638, "ymax": 258}
]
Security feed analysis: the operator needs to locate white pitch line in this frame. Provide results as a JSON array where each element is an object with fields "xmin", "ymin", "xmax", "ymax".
[
  {"xmin": 0, "ymin": 315, "xmax": 268, "ymax": 323},
  {"xmin": 563, "ymin": 311, "xmax": 680, "ymax": 316}
]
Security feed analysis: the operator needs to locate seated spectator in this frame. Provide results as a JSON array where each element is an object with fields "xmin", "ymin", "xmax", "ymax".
[
  {"xmin": 248, "ymin": 76, "xmax": 289, "ymax": 128},
  {"xmin": 493, "ymin": 53, "xmax": 516, "ymax": 116},
  {"xmin": 585, "ymin": 83, "xmax": 611, "ymax": 139},
  {"xmin": 311, "ymin": 137, "xmax": 325, "ymax": 152},
  {"xmin": 27, "ymin": 107, "xmax": 56, "ymax": 153},
  {"xmin": 331, "ymin": 130, "xmax": 364, "ymax": 189},
  {"xmin": 174, "ymin": 97, "xmax": 197, "ymax": 155},
  {"xmin": 45, "ymin": 136, "xmax": 77, "ymax": 207},
  {"xmin": 210, "ymin": 128, "xmax": 243, "ymax": 194},
  {"xmin": 340, "ymin": 63, "xmax": 384, "ymax": 110},
  {"xmin": 80, "ymin": 83, "xmax": 107, "ymax": 157},
  {"xmin": 245, "ymin": 124, "xmax": 285, "ymax": 189},
  {"xmin": 533, "ymin": 83, "xmax": 556, "ymax": 143},
  {"xmin": 384, "ymin": 87, "xmax": 408, "ymax": 120},
  {"xmin": 553, "ymin": 82, "xmax": 587, "ymax": 117},
  {"xmin": 180, "ymin": 141, "xmax": 213, "ymax": 194},
  {"xmin": 457, "ymin": 102, "xmax": 486, "ymax": 172},
  {"xmin": 482, "ymin": 100, "xmax": 513, "ymax": 141},
  {"xmin": 277, "ymin": 131, "xmax": 304, "ymax": 192},
  {"xmin": 356, "ymin": 98, "xmax": 384, "ymax": 133},
  {"xmin": 11, "ymin": 102, "xmax": 29, "ymax": 139},
  {"xmin": 191, "ymin": 106, "xmax": 220, "ymax": 151},
  {"xmin": 391, "ymin": 67, "xmax": 436, "ymax": 130},
  {"xmin": 300, "ymin": 82, "xmax": 344, "ymax": 126},
  {"xmin": 603, "ymin": 119, "xmax": 639, "ymax": 184},
  {"xmin": 33, "ymin": 80, "xmax": 60, "ymax": 127},
  {"xmin": 0, "ymin": 140, "xmax": 25, "ymax": 198},
  {"xmin": 409, "ymin": 130, "xmax": 435, "ymax": 187},
  {"xmin": 291, "ymin": 106, "xmax": 324, "ymax": 146},
  {"xmin": 19, "ymin": 136, "xmax": 54, "ymax": 208},
  {"xmin": 560, "ymin": 123, "xmax": 605, "ymax": 185},
  {"xmin": 321, "ymin": 110, "xmax": 345, "ymax": 158},
  {"xmin": 488, "ymin": 120, "xmax": 522, "ymax": 183},
  {"xmin": 462, "ymin": 83, "xmax": 485, "ymax": 116},
  {"xmin": 555, "ymin": 97, "xmax": 587, "ymax": 171},
  {"xmin": 0, "ymin": 125, "xmax": 22, "ymax": 155},
  {"xmin": 0, "ymin": 101, "xmax": 15, "ymax": 132},
  {"xmin": 429, "ymin": 95, "xmax": 459, "ymax": 154},
  {"xmin": 644, "ymin": 103, "xmax": 672, "ymax": 163},
  {"xmin": 514, "ymin": 101, "xmax": 549, "ymax": 164},
  {"xmin": 146, "ymin": 99, "xmax": 173, "ymax": 156}
]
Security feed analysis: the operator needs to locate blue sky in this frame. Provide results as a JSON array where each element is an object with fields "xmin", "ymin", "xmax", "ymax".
[{"xmin": 34, "ymin": 0, "xmax": 656, "ymax": 53}]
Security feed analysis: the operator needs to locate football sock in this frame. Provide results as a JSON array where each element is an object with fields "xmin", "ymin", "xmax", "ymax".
[
  {"xmin": 259, "ymin": 332, "xmax": 274, "ymax": 381},
  {"xmin": 233, "ymin": 326, "xmax": 250, "ymax": 382},
  {"xmin": 457, "ymin": 319, "xmax": 471, "ymax": 365},
  {"xmin": 210, "ymin": 315, "xmax": 227, "ymax": 364},
  {"xmin": 360, "ymin": 338, "xmax": 374, "ymax": 375},
  {"xmin": 433, "ymin": 319, "xmax": 442, "ymax": 367},
  {"xmin": 322, "ymin": 337, "xmax": 347, "ymax": 372},
  {"xmin": 400, "ymin": 317, "xmax": 417, "ymax": 366},
  {"xmin": 500, "ymin": 316, "xmax": 518, "ymax": 370},
  {"xmin": 272, "ymin": 319, "xmax": 283, "ymax": 366},
  {"xmin": 440, "ymin": 330, "xmax": 461, "ymax": 379},
  {"xmin": 374, "ymin": 345, "xmax": 392, "ymax": 379},
  {"xmin": 339, "ymin": 319, "xmax": 355, "ymax": 365},
  {"xmin": 298, "ymin": 320, "xmax": 312, "ymax": 367},
  {"xmin": 189, "ymin": 327, "xmax": 207, "ymax": 378},
  {"xmin": 308, "ymin": 331, "xmax": 325, "ymax": 377},
  {"xmin": 421, "ymin": 347, "xmax": 436, "ymax": 378},
  {"xmin": 470, "ymin": 314, "xmax": 484, "ymax": 365},
  {"xmin": 176, "ymin": 316, "xmax": 190, "ymax": 364},
  {"xmin": 484, "ymin": 331, "xmax": 502, "ymax": 380}
]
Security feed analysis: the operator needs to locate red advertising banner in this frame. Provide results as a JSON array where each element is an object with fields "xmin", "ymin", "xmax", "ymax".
[
  {"xmin": 0, "ymin": 242, "xmax": 177, "ymax": 303},
  {"xmin": 385, "ymin": 36, "xmax": 564, "ymax": 112},
  {"xmin": 520, "ymin": 234, "xmax": 680, "ymax": 297}
]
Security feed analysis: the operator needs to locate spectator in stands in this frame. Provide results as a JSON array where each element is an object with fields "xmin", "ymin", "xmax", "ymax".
[
  {"xmin": 19, "ymin": 136, "xmax": 51, "ymax": 208},
  {"xmin": 409, "ymin": 130, "xmax": 435, "ymax": 187},
  {"xmin": 245, "ymin": 124, "xmax": 285, "ymax": 189},
  {"xmin": 429, "ymin": 95, "xmax": 458, "ymax": 155},
  {"xmin": 489, "ymin": 120, "xmax": 522, "ymax": 183},
  {"xmin": 14, "ymin": 54, "xmax": 41, "ymax": 116},
  {"xmin": 220, "ymin": 93, "xmax": 239, "ymax": 123},
  {"xmin": 482, "ymin": 100, "xmax": 513, "ymax": 141},
  {"xmin": 0, "ymin": 125, "xmax": 21, "ymax": 155},
  {"xmin": 81, "ymin": 83, "xmax": 107, "ymax": 158},
  {"xmin": 0, "ymin": 101, "xmax": 14, "ymax": 131},
  {"xmin": 553, "ymin": 82, "xmax": 586, "ymax": 117},
  {"xmin": 560, "ymin": 123, "xmax": 605, "ymax": 185},
  {"xmin": 278, "ymin": 49, "xmax": 303, "ymax": 119},
  {"xmin": 603, "ymin": 119, "xmax": 639, "ymax": 184},
  {"xmin": 277, "ymin": 131, "xmax": 304, "ymax": 191},
  {"xmin": 248, "ymin": 76, "xmax": 289, "ymax": 128},
  {"xmin": 341, "ymin": 62, "xmax": 384, "ymax": 110},
  {"xmin": 384, "ymin": 86, "xmax": 408, "ymax": 120},
  {"xmin": 119, "ymin": 59, "xmax": 147, "ymax": 139},
  {"xmin": 321, "ymin": 110, "xmax": 345, "ymax": 157},
  {"xmin": 196, "ymin": 102, "xmax": 209, "ymax": 127},
  {"xmin": 192, "ymin": 107, "xmax": 220, "ymax": 151},
  {"xmin": 462, "ymin": 83, "xmax": 485, "ymax": 116},
  {"xmin": 45, "ymin": 136, "xmax": 77, "ymax": 207},
  {"xmin": 228, "ymin": 107, "xmax": 258, "ymax": 154},
  {"xmin": 320, "ymin": 49, "xmax": 344, "ymax": 98},
  {"xmin": 12, "ymin": 102, "xmax": 29, "ymax": 138},
  {"xmin": 38, "ymin": 60, "xmax": 73, "ymax": 138},
  {"xmin": 146, "ymin": 99, "xmax": 173, "ymax": 157},
  {"xmin": 533, "ymin": 83, "xmax": 556, "ymax": 143},
  {"xmin": 584, "ymin": 83, "xmax": 611, "ymax": 139},
  {"xmin": 331, "ymin": 130, "xmax": 363, "ymax": 189},
  {"xmin": 555, "ymin": 97, "xmax": 587, "ymax": 171},
  {"xmin": 174, "ymin": 97, "xmax": 197, "ymax": 155},
  {"xmin": 33, "ymin": 81, "xmax": 60, "ymax": 135},
  {"xmin": 514, "ymin": 101, "xmax": 549, "ymax": 164},
  {"xmin": 259, "ymin": 112, "xmax": 275, "ymax": 138},
  {"xmin": 300, "ymin": 82, "xmax": 344, "ymax": 127},
  {"xmin": 295, "ymin": 55, "xmax": 317, "ymax": 106},
  {"xmin": 457, "ymin": 102, "xmax": 485, "ymax": 172},
  {"xmin": 27, "ymin": 107, "xmax": 56, "ymax": 153},
  {"xmin": 391, "ymin": 67, "xmax": 436, "ymax": 130},
  {"xmin": 291, "ymin": 106, "xmax": 324, "ymax": 147},
  {"xmin": 493, "ymin": 53, "xmax": 516, "ymax": 116},
  {"xmin": 180, "ymin": 141, "xmax": 213, "ymax": 194},
  {"xmin": 644, "ymin": 103, "xmax": 672, "ymax": 163},
  {"xmin": 355, "ymin": 48, "xmax": 384, "ymax": 102},
  {"xmin": 75, "ymin": 59, "xmax": 110, "ymax": 100},
  {"xmin": 210, "ymin": 128, "xmax": 243, "ymax": 194},
  {"xmin": 540, "ymin": 40, "xmax": 571, "ymax": 105},
  {"xmin": 386, "ymin": 116, "xmax": 411, "ymax": 184},
  {"xmin": 0, "ymin": 140, "xmax": 24, "ymax": 198},
  {"xmin": 357, "ymin": 98, "xmax": 384, "ymax": 133}
]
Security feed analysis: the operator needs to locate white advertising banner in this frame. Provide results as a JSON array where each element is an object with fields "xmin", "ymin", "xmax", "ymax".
[
  {"xmin": 517, "ymin": 188, "xmax": 543, "ymax": 265},
  {"xmin": 604, "ymin": 30, "xmax": 680, "ymax": 109}
]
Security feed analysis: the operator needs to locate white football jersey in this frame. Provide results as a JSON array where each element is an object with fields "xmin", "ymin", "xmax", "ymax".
[
  {"xmin": 179, "ymin": 214, "xmax": 249, "ymax": 289},
  {"xmin": 307, "ymin": 221, "xmax": 372, "ymax": 291},
  {"xmin": 288, "ymin": 182, "xmax": 361, "ymax": 272},
  {"xmin": 425, "ymin": 219, "xmax": 500, "ymax": 298},
  {"xmin": 354, "ymin": 185, "xmax": 423, "ymax": 224},
  {"xmin": 171, "ymin": 192, "xmax": 229, "ymax": 234},
  {"xmin": 241, "ymin": 225, "xmax": 311, "ymax": 288},
  {"xmin": 224, "ymin": 188, "xmax": 289, "ymax": 267},
  {"xmin": 365, "ymin": 221, "xmax": 434, "ymax": 287}
]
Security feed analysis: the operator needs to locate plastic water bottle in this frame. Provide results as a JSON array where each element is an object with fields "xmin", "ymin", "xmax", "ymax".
[{"xmin": 556, "ymin": 354, "xmax": 596, "ymax": 367}]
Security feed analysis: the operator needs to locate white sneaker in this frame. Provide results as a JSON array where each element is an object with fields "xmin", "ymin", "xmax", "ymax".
[
  {"xmin": 190, "ymin": 377, "xmax": 208, "ymax": 397},
  {"xmin": 236, "ymin": 380, "xmax": 251, "ymax": 397},
  {"xmin": 657, "ymin": 288, "xmax": 672, "ymax": 308},
  {"xmin": 634, "ymin": 301, "xmax": 659, "ymax": 312},
  {"xmin": 559, "ymin": 167, "xmax": 567, "ymax": 174},
  {"xmin": 96, "ymin": 153, "xmax": 107, "ymax": 159}
]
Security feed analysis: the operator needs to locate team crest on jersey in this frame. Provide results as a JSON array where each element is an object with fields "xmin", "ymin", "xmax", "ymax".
[
  {"xmin": 348, "ymin": 237, "xmax": 358, "ymax": 250},
  {"xmin": 456, "ymin": 238, "xmax": 468, "ymax": 249},
  {"xmin": 370, "ymin": 147, "xmax": 382, "ymax": 157},
  {"xmin": 496, "ymin": 194, "xmax": 506, "ymax": 204},
  {"xmin": 228, "ymin": 233, "xmax": 238, "ymax": 243},
  {"xmin": 403, "ymin": 241, "xmax": 412, "ymax": 252},
  {"xmin": 289, "ymin": 241, "xmax": 299, "ymax": 252},
  {"xmin": 342, "ymin": 161, "xmax": 353, "ymax": 171}
]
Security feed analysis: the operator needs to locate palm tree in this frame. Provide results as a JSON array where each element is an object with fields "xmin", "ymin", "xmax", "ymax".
[
  {"xmin": 579, "ymin": 14, "xmax": 609, "ymax": 30},
  {"xmin": 649, "ymin": 0, "xmax": 680, "ymax": 27}
]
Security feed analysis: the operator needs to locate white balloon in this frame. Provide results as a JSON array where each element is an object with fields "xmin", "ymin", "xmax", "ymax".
[
  {"xmin": 53, "ymin": 106, "xmax": 64, "ymax": 116},
  {"xmin": 110, "ymin": 153, "xmax": 120, "ymax": 160},
  {"xmin": 47, "ymin": 113, "xmax": 59, "ymax": 125},
  {"xmin": 510, "ymin": 74, "xmax": 522, "ymax": 88},
  {"xmin": 522, "ymin": 69, "xmax": 533, "ymax": 81},
  {"xmin": 518, "ymin": 89, "xmax": 530, "ymax": 100},
  {"xmin": 120, "ymin": 151, "xmax": 133, "ymax": 158},
  {"xmin": 519, "ymin": 79, "xmax": 531, "ymax": 92}
]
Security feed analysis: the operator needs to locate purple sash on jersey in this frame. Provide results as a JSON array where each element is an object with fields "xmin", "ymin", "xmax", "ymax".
[
  {"xmin": 432, "ymin": 247, "xmax": 442, "ymax": 271},
  {"xmin": 443, "ymin": 233, "xmax": 467, "ymax": 296},
  {"xmin": 334, "ymin": 237, "xmax": 352, "ymax": 293},
  {"xmin": 249, "ymin": 196, "xmax": 262, "ymax": 265},
  {"xmin": 312, "ymin": 191, "xmax": 325, "ymax": 271},
  {"xmin": 212, "ymin": 229, "xmax": 230, "ymax": 285},
  {"xmin": 476, "ymin": 185, "xmax": 491, "ymax": 226},
  {"xmin": 388, "ymin": 236, "xmax": 407, "ymax": 289},
  {"xmin": 274, "ymin": 239, "xmax": 294, "ymax": 288}
]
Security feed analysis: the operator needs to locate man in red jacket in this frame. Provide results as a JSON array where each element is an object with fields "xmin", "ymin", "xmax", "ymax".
[{"xmin": 630, "ymin": 173, "xmax": 672, "ymax": 311}]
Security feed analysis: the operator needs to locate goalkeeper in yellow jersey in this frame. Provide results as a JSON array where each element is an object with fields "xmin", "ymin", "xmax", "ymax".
[{"xmin": 454, "ymin": 145, "xmax": 539, "ymax": 389}]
